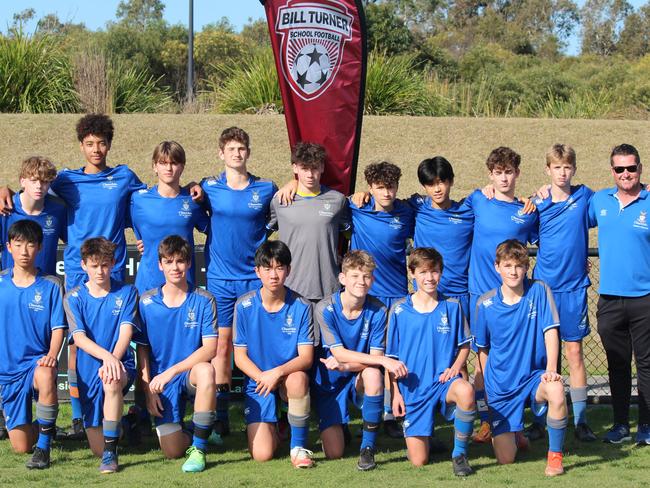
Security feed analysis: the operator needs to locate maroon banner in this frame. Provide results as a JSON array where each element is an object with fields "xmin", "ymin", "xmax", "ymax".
[{"xmin": 261, "ymin": 0, "xmax": 367, "ymax": 194}]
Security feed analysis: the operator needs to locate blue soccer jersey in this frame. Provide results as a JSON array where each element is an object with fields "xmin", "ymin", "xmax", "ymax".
[
  {"xmin": 588, "ymin": 187, "xmax": 650, "ymax": 296},
  {"xmin": 473, "ymin": 280, "xmax": 559, "ymax": 401},
  {"xmin": 466, "ymin": 190, "xmax": 539, "ymax": 296},
  {"xmin": 135, "ymin": 286, "xmax": 218, "ymax": 377},
  {"xmin": 64, "ymin": 280, "xmax": 139, "ymax": 383},
  {"xmin": 0, "ymin": 270, "xmax": 66, "ymax": 384},
  {"xmin": 385, "ymin": 295, "xmax": 471, "ymax": 406},
  {"xmin": 312, "ymin": 292, "xmax": 387, "ymax": 388},
  {"xmin": 533, "ymin": 185, "xmax": 593, "ymax": 291},
  {"xmin": 201, "ymin": 173, "xmax": 277, "ymax": 282},
  {"xmin": 233, "ymin": 288, "xmax": 314, "ymax": 375},
  {"xmin": 130, "ymin": 186, "xmax": 209, "ymax": 293},
  {"xmin": 1, "ymin": 193, "xmax": 67, "ymax": 275},
  {"xmin": 409, "ymin": 195, "xmax": 474, "ymax": 296},
  {"xmin": 349, "ymin": 198, "xmax": 414, "ymax": 298},
  {"xmin": 50, "ymin": 165, "xmax": 145, "ymax": 277}
]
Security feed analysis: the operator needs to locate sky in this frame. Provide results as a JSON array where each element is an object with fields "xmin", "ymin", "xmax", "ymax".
[{"xmin": 0, "ymin": 0, "xmax": 648, "ymax": 55}]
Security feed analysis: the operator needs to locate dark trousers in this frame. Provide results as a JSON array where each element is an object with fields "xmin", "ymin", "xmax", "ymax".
[{"xmin": 597, "ymin": 293, "xmax": 650, "ymax": 425}]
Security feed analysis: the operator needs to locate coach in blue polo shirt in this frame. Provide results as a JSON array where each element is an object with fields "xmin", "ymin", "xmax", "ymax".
[{"xmin": 588, "ymin": 143, "xmax": 650, "ymax": 445}]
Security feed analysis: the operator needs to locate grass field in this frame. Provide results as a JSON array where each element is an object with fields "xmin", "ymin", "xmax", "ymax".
[
  {"xmin": 1, "ymin": 405, "xmax": 649, "ymax": 487},
  {"xmin": 1, "ymin": 114, "xmax": 649, "ymax": 484}
]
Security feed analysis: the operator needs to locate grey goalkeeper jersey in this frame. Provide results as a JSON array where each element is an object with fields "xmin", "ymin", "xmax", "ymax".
[{"xmin": 268, "ymin": 186, "xmax": 351, "ymax": 300}]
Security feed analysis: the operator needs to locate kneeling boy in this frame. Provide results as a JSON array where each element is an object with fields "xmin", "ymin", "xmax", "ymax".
[
  {"xmin": 233, "ymin": 240, "xmax": 315, "ymax": 467},
  {"xmin": 312, "ymin": 250, "xmax": 408, "ymax": 470},
  {"xmin": 0, "ymin": 220, "xmax": 66, "ymax": 468},
  {"xmin": 387, "ymin": 248, "xmax": 475, "ymax": 476},
  {"xmin": 64, "ymin": 237, "xmax": 139, "ymax": 473},
  {"xmin": 135, "ymin": 235, "xmax": 218, "ymax": 473},
  {"xmin": 474, "ymin": 239, "xmax": 567, "ymax": 476}
]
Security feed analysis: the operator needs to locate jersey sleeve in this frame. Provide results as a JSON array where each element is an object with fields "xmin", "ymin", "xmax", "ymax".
[
  {"xmin": 473, "ymin": 302, "xmax": 490, "ymax": 349},
  {"xmin": 200, "ymin": 294, "xmax": 218, "ymax": 339},
  {"xmin": 315, "ymin": 300, "xmax": 343, "ymax": 348},
  {"xmin": 297, "ymin": 301, "xmax": 315, "ymax": 346},
  {"xmin": 339, "ymin": 197, "xmax": 351, "ymax": 232},
  {"xmin": 119, "ymin": 286, "xmax": 141, "ymax": 332},
  {"xmin": 266, "ymin": 199, "xmax": 279, "ymax": 232},
  {"xmin": 232, "ymin": 302, "xmax": 247, "ymax": 348},
  {"xmin": 128, "ymin": 194, "xmax": 142, "ymax": 240},
  {"xmin": 132, "ymin": 301, "xmax": 150, "ymax": 346},
  {"xmin": 369, "ymin": 306, "xmax": 387, "ymax": 352},
  {"xmin": 193, "ymin": 206, "xmax": 210, "ymax": 234},
  {"xmin": 63, "ymin": 291, "xmax": 84, "ymax": 336},
  {"xmin": 587, "ymin": 193, "xmax": 598, "ymax": 228},
  {"xmin": 57, "ymin": 205, "xmax": 68, "ymax": 244},
  {"xmin": 385, "ymin": 309, "xmax": 399, "ymax": 359},
  {"xmin": 453, "ymin": 301, "xmax": 472, "ymax": 347},
  {"xmin": 49, "ymin": 278, "xmax": 67, "ymax": 331},
  {"xmin": 127, "ymin": 168, "xmax": 147, "ymax": 194},
  {"xmin": 528, "ymin": 211, "xmax": 540, "ymax": 245},
  {"xmin": 538, "ymin": 282, "xmax": 560, "ymax": 333}
]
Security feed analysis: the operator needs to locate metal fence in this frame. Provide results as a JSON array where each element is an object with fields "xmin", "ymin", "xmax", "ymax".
[{"xmin": 52, "ymin": 246, "xmax": 631, "ymax": 402}]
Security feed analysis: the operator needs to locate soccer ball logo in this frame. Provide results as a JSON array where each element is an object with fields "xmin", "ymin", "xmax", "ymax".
[{"xmin": 291, "ymin": 44, "xmax": 331, "ymax": 95}]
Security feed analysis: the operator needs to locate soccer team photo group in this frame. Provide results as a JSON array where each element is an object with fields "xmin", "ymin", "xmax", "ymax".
[{"xmin": 1, "ymin": 110, "xmax": 649, "ymax": 485}]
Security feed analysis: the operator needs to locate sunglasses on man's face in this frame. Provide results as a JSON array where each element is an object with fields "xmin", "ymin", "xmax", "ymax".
[{"xmin": 612, "ymin": 164, "xmax": 639, "ymax": 174}]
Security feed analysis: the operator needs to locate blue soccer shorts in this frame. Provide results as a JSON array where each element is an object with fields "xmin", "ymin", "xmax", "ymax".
[{"xmin": 207, "ymin": 278, "xmax": 261, "ymax": 328}]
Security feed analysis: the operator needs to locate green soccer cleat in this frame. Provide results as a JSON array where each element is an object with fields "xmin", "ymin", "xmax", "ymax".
[{"xmin": 182, "ymin": 446, "xmax": 206, "ymax": 473}]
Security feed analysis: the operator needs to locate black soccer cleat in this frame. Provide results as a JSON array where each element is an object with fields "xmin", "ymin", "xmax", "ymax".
[
  {"xmin": 357, "ymin": 447, "xmax": 377, "ymax": 471},
  {"xmin": 523, "ymin": 422, "xmax": 545, "ymax": 442},
  {"xmin": 26, "ymin": 447, "xmax": 50, "ymax": 469},
  {"xmin": 452, "ymin": 454, "xmax": 473, "ymax": 477},
  {"xmin": 383, "ymin": 419, "xmax": 403, "ymax": 439},
  {"xmin": 65, "ymin": 418, "xmax": 86, "ymax": 441},
  {"xmin": 575, "ymin": 423, "xmax": 597, "ymax": 442}
]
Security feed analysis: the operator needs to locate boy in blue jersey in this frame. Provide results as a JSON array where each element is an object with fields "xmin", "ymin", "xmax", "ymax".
[
  {"xmin": 386, "ymin": 248, "xmax": 476, "ymax": 476},
  {"xmin": 522, "ymin": 145, "xmax": 597, "ymax": 442},
  {"xmin": 200, "ymin": 127, "xmax": 277, "ymax": 437},
  {"xmin": 131, "ymin": 141, "xmax": 209, "ymax": 293},
  {"xmin": 312, "ymin": 251, "xmax": 408, "ymax": 471},
  {"xmin": 474, "ymin": 240, "xmax": 567, "ymax": 476},
  {"xmin": 135, "ymin": 235, "xmax": 218, "ymax": 473},
  {"xmin": 63, "ymin": 237, "xmax": 139, "ymax": 473},
  {"xmin": 0, "ymin": 220, "xmax": 66, "ymax": 469},
  {"xmin": 233, "ymin": 240, "xmax": 315, "ymax": 468},
  {"xmin": 1, "ymin": 157, "xmax": 66, "ymax": 276},
  {"xmin": 467, "ymin": 147, "xmax": 539, "ymax": 443}
]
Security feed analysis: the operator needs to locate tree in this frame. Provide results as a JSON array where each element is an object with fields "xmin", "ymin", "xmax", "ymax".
[
  {"xmin": 365, "ymin": 3, "xmax": 415, "ymax": 55},
  {"xmin": 115, "ymin": 0, "xmax": 165, "ymax": 28},
  {"xmin": 618, "ymin": 3, "xmax": 650, "ymax": 57},
  {"xmin": 581, "ymin": 0, "xmax": 632, "ymax": 55}
]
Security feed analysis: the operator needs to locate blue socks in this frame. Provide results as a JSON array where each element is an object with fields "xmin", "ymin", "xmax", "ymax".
[
  {"xmin": 570, "ymin": 387, "xmax": 588, "ymax": 426},
  {"xmin": 452, "ymin": 408, "xmax": 476, "ymax": 458},
  {"xmin": 216, "ymin": 389, "xmax": 230, "ymax": 424},
  {"xmin": 36, "ymin": 403, "xmax": 58, "ymax": 451},
  {"xmin": 68, "ymin": 369, "xmax": 82, "ymax": 420},
  {"xmin": 475, "ymin": 390, "xmax": 489, "ymax": 423},
  {"xmin": 192, "ymin": 411, "xmax": 215, "ymax": 451},
  {"xmin": 547, "ymin": 416, "xmax": 568, "ymax": 453},
  {"xmin": 361, "ymin": 394, "xmax": 383, "ymax": 450},
  {"xmin": 103, "ymin": 420, "xmax": 120, "ymax": 453},
  {"xmin": 287, "ymin": 397, "xmax": 310, "ymax": 449},
  {"xmin": 383, "ymin": 389, "xmax": 394, "ymax": 420}
]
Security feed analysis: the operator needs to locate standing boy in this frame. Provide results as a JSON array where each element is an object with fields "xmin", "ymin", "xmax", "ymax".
[
  {"xmin": 135, "ymin": 235, "xmax": 218, "ymax": 473},
  {"xmin": 0, "ymin": 220, "xmax": 66, "ymax": 468},
  {"xmin": 233, "ymin": 240, "xmax": 315, "ymax": 467},
  {"xmin": 63, "ymin": 237, "xmax": 139, "ymax": 473},
  {"xmin": 201, "ymin": 127, "xmax": 277, "ymax": 436},
  {"xmin": 386, "ymin": 248, "xmax": 476, "ymax": 476},
  {"xmin": 474, "ymin": 239, "xmax": 568, "ymax": 476},
  {"xmin": 312, "ymin": 250, "xmax": 408, "ymax": 470}
]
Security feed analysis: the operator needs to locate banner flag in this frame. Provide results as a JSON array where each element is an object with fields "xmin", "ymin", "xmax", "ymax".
[{"xmin": 261, "ymin": 0, "xmax": 367, "ymax": 194}]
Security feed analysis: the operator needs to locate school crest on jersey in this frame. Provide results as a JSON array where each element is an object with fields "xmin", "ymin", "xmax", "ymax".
[
  {"xmin": 28, "ymin": 289, "xmax": 45, "ymax": 312},
  {"xmin": 112, "ymin": 296, "xmax": 124, "ymax": 316},
  {"xmin": 389, "ymin": 216, "xmax": 403, "ymax": 230},
  {"xmin": 102, "ymin": 175, "xmax": 118, "ymax": 190},
  {"xmin": 511, "ymin": 208, "xmax": 526, "ymax": 225},
  {"xmin": 282, "ymin": 314, "xmax": 297, "ymax": 335},
  {"xmin": 527, "ymin": 299, "xmax": 537, "ymax": 319},
  {"xmin": 184, "ymin": 308, "xmax": 199, "ymax": 328},
  {"xmin": 319, "ymin": 201, "xmax": 334, "ymax": 217},
  {"xmin": 275, "ymin": 0, "xmax": 353, "ymax": 101},
  {"xmin": 361, "ymin": 318, "xmax": 370, "ymax": 339},
  {"xmin": 437, "ymin": 313, "xmax": 450, "ymax": 334},
  {"xmin": 448, "ymin": 214, "xmax": 463, "ymax": 225},
  {"xmin": 42, "ymin": 215, "xmax": 56, "ymax": 235},
  {"xmin": 634, "ymin": 210, "xmax": 648, "ymax": 230},
  {"xmin": 178, "ymin": 199, "xmax": 193, "ymax": 218},
  {"xmin": 248, "ymin": 190, "xmax": 263, "ymax": 210}
]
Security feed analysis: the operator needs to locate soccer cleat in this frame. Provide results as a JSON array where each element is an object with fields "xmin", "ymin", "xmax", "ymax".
[
  {"xmin": 208, "ymin": 431, "xmax": 224, "ymax": 446},
  {"xmin": 357, "ymin": 447, "xmax": 376, "ymax": 471},
  {"xmin": 182, "ymin": 446, "xmax": 206, "ymax": 473},
  {"xmin": 452, "ymin": 453, "xmax": 473, "ymax": 477},
  {"xmin": 472, "ymin": 421, "xmax": 492, "ymax": 443},
  {"xmin": 25, "ymin": 447, "xmax": 50, "ymax": 469},
  {"xmin": 636, "ymin": 424, "xmax": 650, "ymax": 446},
  {"xmin": 603, "ymin": 423, "xmax": 631, "ymax": 444},
  {"xmin": 544, "ymin": 451, "xmax": 564, "ymax": 477},
  {"xmin": 65, "ymin": 418, "xmax": 86, "ymax": 441},
  {"xmin": 523, "ymin": 422, "xmax": 545, "ymax": 442},
  {"xmin": 290, "ymin": 446, "xmax": 314, "ymax": 469},
  {"xmin": 515, "ymin": 431, "xmax": 529, "ymax": 451},
  {"xmin": 383, "ymin": 419, "xmax": 403, "ymax": 439},
  {"xmin": 99, "ymin": 450, "xmax": 118, "ymax": 474},
  {"xmin": 575, "ymin": 423, "xmax": 597, "ymax": 442}
]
